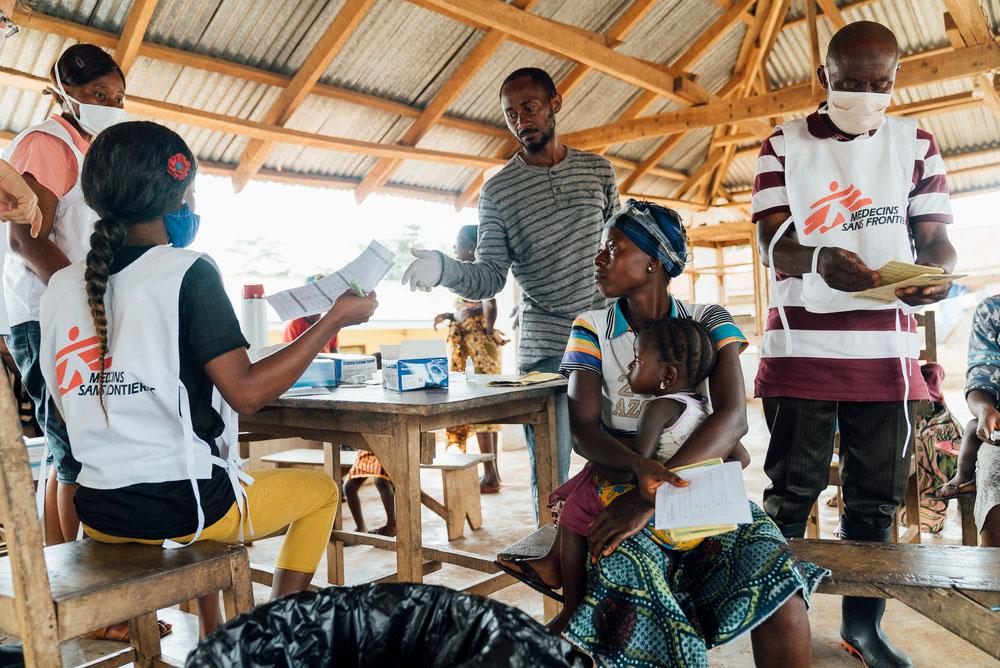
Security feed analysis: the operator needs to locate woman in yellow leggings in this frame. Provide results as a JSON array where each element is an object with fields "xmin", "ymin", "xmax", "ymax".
[{"xmin": 39, "ymin": 122, "xmax": 378, "ymax": 635}]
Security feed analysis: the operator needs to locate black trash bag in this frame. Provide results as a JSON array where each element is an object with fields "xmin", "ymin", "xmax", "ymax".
[{"xmin": 186, "ymin": 583, "xmax": 590, "ymax": 668}]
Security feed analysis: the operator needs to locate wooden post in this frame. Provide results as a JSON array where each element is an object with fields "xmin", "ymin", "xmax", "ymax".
[{"xmin": 715, "ymin": 244, "xmax": 727, "ymax": 306}]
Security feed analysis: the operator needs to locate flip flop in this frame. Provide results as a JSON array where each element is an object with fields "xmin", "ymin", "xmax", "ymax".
[
  {"xmin": 88, "ymin": 619, "xmax": 172, "ymax": 642},
  {"xmin": 925, "ymin": 480, "xmax": 977, "ymax": 500},
  {"xmin": 494, "ymin": 556, "xmax": 564, "ymax": 603},
  {"xmin": 368, "ymin": 525, "xmax": 397, "ymax": 537}
]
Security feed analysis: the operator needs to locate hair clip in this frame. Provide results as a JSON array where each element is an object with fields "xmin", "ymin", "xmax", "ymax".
[{"xmin": 167, "ymin": 153, "xmax": 191, "ymax": 181}]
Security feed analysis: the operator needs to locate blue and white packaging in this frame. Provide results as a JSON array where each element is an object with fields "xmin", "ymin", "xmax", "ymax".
[
  {"xmin": 320, "ymin": 353, "xmax": 378, "ymax": 383},
  {"xmin": 382, "ymin": 341, "xmax": 449, "ymax": 392},
  {"xmin": 291, "ymin": 358, "xmax": 339, "ymax": 390}
]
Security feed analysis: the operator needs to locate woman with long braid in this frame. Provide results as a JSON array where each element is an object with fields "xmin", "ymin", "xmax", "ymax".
[{"xmin": 38, "ymin": 121, "xmax": 377, "ymax": 636}]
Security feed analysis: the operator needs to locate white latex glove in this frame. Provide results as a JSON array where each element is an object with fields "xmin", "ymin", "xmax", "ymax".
[
  {"xmin": 0, "ymin": 160, "xmax": 42, "ymax": 237},
  {"xmin": 400, "ymin": 248, "xmax": 443, "ymax": 292}
]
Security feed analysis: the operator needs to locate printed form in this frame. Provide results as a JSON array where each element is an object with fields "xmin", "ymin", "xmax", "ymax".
[
  {"xmin": 267, "ymin": 240, "xmax": 395, "ymax": 321},
  {"xmin": 654, "ymin": 461, "xmax": 753, "ymax": 530}
]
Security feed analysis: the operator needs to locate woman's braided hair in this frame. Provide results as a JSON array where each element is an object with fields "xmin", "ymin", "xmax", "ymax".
[
  {"xmin": 80, "ymin": 121, "xmax": 196, "ymax": 414},
  {"xmin": 639, "ymin": 317, "xmax": 717, "ymax": 389}
]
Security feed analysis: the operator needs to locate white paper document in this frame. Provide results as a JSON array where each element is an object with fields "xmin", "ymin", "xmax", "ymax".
[
  {"xmin": 267, "ymin": 241, "xmax": 395, "ymax": 321},
  {"xmin": 654, "ymin": 461, "xmax": 753, "ymax": 530}
]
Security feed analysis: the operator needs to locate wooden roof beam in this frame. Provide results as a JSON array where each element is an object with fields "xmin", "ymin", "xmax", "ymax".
[
  {"xmin": 13, "ymin": 9, "xmax": 509, "ymax": 141},
  {"xmin": 413, "ymin": 0, "xmax": 711, "ymax": 105},
  {"xmin": 231, "ymin": 0, "xmax": 376, "ymax": 192},
  {"xmin": 674, "ymin": 148, "xmax": 726, "ymax": 199},
  {"xmin": 602, "ymin": 0, "xmax": 758, "ymax": 196},
  {"xmin": 806, "ymin": 0, "xmax": 821, "ymax": 96},
  {"xmin": 977, "ymin": 73, "xmax": 1000, "ymax": 120},
  {"xmin": 405, "ymin": 0, "xmax": 623, "ymax": 50},
  {"xmin": 814, "ymin": 0, "xmax": 846, "ymax": 31},
  {"xmin": 115, "ymin": 0, "xmax": 160, "ymax": 76},
  {"xmin": 353, "ymin": 0, "xmax": 538, "ymax": 204},
  {"xmin": 0, "ymin": 66, "xmax": 503, "ymax": 170},
  {"xmin": 562, "ymin": 42, "xmax": 1000, "ymax": 149},
  {"xmin": 621, "ymin": 192, "xmax": 709, "ymax": 212},
  {"xmin": 943, "ymin": 0, "xmax": 994, "ymax": 47}
]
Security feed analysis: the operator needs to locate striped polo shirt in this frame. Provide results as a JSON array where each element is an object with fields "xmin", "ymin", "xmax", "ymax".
[
  {"xmin": 751, "ymin": 108, "xmax": 952, "ymax": 402},
  {"xmin": 440, "ymin": 147, "xmax": 620, "ymax": 368},
  {"xmin": 560, "ymin": 297, "xmax": 746, "ymax": 437}
]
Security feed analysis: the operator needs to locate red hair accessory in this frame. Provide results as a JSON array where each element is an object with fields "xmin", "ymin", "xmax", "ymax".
[{"xmin": 167, "ymin": 153, "xmax": 191, "ymax": 180}]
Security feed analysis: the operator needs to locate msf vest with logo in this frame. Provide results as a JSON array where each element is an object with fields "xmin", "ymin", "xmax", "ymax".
[
  {"xmin": 779, "ymin": 114, "xmax": 917, "ymax": 314},
  {"xmin": 39, "ymin": 246, "xmax": 232, "ymax": 489},
  {"xmin": 1, "ymin": 118, "xmax": 99, "ymax": 327}
]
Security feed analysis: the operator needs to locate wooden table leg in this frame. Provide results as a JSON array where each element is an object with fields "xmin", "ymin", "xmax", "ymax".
[
  {"xmin": 373, "ymin": 418, "xmax": 423, "ymax": 582},
  {"xmin": 324, "ymin": 442, "xmax": 345, "ymax": 585},
  {"xmin": 533, "ymin": 396, "xmax": 561, "ymax": 619},
  {"xmin": 533, "ymin": 396, "xmax": 559, "ymax": 525}
]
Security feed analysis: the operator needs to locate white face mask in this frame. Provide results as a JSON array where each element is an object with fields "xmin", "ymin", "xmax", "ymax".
[
  {"xmin": 53, "ymin": 66, "xmax": 127, "ymax": 136},
  {"xmin": 824, "ymin": 88, "xmax": 892, "ymax": 136}
]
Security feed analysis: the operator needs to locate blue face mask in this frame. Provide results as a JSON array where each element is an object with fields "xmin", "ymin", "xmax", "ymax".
[{"xmin": 164, "ymin": 203, "xmax": 200, "ymax": 248}]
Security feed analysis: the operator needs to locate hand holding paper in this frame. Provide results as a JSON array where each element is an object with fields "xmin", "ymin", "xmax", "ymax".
[
  {"xmin": 853, "ymin": 261, "xmax": 964, "ymax": 304},
  {"xmin": 267, "ymin": 240, "xmax": 394, "ymax": 320}
]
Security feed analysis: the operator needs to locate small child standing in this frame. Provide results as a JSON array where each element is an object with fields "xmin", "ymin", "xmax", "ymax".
[
  {"xmin": 344, "ymin": 452, "xmax": 396, "ymax": 537},
  {"xmin": 500, "ymin": 317, "xmax": 747, "ymax": 633}
]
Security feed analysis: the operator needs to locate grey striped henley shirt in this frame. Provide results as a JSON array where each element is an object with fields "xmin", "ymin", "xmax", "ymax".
[{"xmin": 440, "ymin": 147, "xmax": 620, "ymax": 368}]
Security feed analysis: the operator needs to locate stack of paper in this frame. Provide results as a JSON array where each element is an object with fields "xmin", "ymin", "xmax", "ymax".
[
  {"xmin": 654, "ymin": 459, "xmax": 753, "ymax": 542},
  {"xmin": 855, "ymin": 261, "xmax": 964, "ymax": 303},
  {"xmin": 266, "ymin": 240, "xmax": 394, "ymax": 321}
]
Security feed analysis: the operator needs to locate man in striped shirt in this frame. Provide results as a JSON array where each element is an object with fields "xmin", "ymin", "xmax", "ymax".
[
  {"xmin": 402, "ymin": 68, "xmax": 620, "ymax": 518},
  {"xmin": 753, "ymin": 23, "xmax": 956, "ymax": 668}
]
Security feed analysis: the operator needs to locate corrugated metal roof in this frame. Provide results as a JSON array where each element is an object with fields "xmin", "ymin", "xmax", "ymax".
[{"xmin": 2, "ymin": 0, "xmax": 998, "ymax": 206}]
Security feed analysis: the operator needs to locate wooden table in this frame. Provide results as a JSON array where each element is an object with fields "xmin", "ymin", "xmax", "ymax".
[{"xmin": 240, "ymin": 377, "xmax": 566, "ymax": 594}]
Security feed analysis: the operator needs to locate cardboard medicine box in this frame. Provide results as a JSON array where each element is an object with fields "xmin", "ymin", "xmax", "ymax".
[{"xmin": 382, "ymin": 341, "xmax": 449, "ymax": 392}]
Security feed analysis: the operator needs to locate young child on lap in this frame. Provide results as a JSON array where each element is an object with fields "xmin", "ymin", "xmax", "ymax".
[{"xmin": 501, "ymin": 317, "xmax": 745, "ymax": 633}]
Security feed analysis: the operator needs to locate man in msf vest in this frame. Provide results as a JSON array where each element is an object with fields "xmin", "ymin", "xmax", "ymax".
[{"xmin": 753, "ymin": 22, "xmax": 956, "ymax": 668}]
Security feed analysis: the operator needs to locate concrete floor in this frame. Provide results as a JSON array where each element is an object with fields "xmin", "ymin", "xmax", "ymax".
[{"xmin": 4, "ymin": 397, "xmax": 996, "ymax": 666}]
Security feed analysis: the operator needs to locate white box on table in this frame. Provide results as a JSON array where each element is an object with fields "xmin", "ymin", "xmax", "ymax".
[
  {"xmin": 381, "ymin": 340, "xmax": 449, "ymax": 392},
  {"xmin": 320, "ymin": 353, "xmax": 378, "ymax": 383}
]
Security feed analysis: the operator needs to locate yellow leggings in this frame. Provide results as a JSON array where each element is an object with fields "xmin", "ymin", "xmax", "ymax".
[{"xmin": 85, "ymin": 469, "xmax": 338, "ymax": 574}]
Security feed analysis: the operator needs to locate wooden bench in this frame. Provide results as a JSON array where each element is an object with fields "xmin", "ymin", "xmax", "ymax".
[
  {"xmin": 262, "ymin": 447, "xmax": 357, "ymax": 476},
  {"xmin": 496, "ymin": 526, "xmax": 1000, "ymax": 659},
  {"xmin": 421, "ymin": 452, "xmax": 494, "ymax": 541},
  {"xmin": 790, "ymin": 538, "xmax": 1000, "ymax": 660},
  {"xmin": 259, "ymin": 446, "xmax": 492, "ymax": 541}
]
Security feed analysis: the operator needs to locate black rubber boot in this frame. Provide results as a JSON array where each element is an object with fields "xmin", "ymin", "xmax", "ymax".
[{"xmin": 839, "ymin": 518, "xmax": 913, "ymax": 668}]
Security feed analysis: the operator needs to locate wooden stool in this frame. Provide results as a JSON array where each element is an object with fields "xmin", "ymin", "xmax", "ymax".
[{"xmin": 420, "ymin": 453, "xmax": 494, "ymax": 541}]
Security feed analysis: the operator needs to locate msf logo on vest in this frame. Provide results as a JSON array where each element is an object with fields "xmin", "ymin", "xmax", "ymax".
[
  {"xmin": 55, "ymin": 327, "xmax": 112, "ymax": 397},
  {"xmin": 804, "ymin": 181, "xmax": 904, "ymax": 235}
]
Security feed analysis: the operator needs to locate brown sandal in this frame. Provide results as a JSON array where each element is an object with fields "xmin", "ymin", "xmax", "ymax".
[
  {"xmin": 926, "ymin": 480, "xmax": 976, "ymax": 500},
  {"xmin": 87, "ymin": 619, "xmax": 172, "ymax": 642}
]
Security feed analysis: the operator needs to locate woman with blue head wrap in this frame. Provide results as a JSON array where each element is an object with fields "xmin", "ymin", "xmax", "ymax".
[
  {"xmin": 602, "ymin": 198, "xmax": 689, "ymax": 278},
  {"xmin": 547, "ymin": 198, "xmax": 825, "ymax": 666}
]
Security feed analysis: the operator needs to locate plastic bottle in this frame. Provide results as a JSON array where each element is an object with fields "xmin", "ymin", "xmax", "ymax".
[
  {"xmin": 241, "ymin": 284, "xmax": 269, "ymax": 361},
  {"xmin": 465, "ymin": 357, "xmax": 476, "ymax": 385}
]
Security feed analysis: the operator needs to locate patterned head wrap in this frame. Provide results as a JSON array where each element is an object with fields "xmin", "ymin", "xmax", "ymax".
[{"xmin": 604, "ymin": 199, "xmax": 689, "ymax": 278}]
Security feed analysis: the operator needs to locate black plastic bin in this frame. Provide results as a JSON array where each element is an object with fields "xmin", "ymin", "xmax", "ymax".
[{"xmin": 185, "ymin": 583, "xmax": 590, "ymax": 667}]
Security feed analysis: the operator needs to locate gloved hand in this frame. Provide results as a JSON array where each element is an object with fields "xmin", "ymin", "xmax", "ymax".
[
  {"xmin": 400, "ymin": 249, "xmax": 443, "ymax": 292},
  {"xmin": 0, "ymin": 160, "xmax": 42, "ymax": 237}
]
